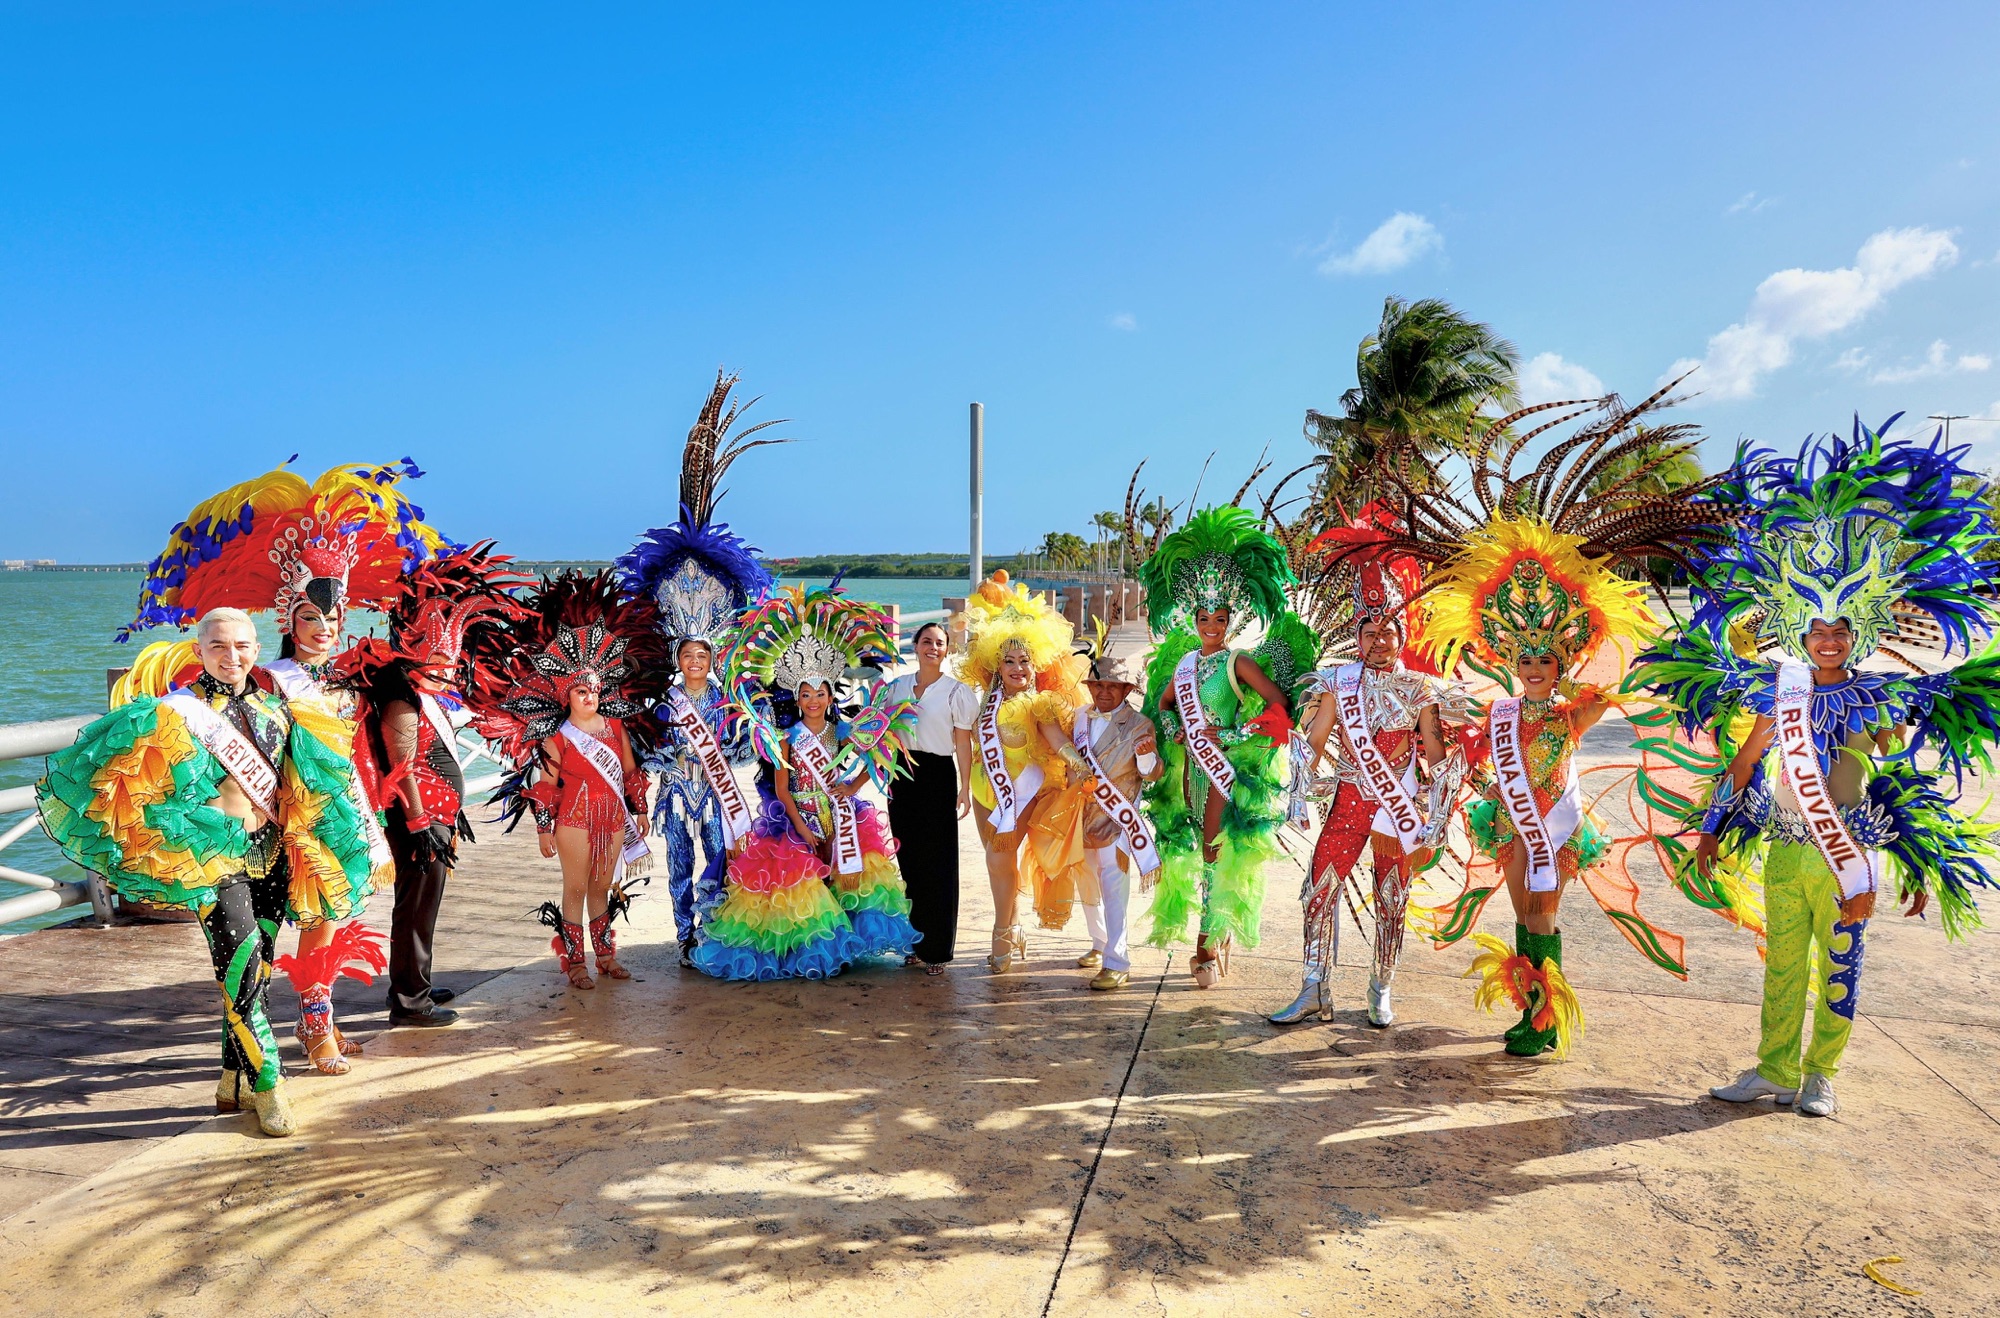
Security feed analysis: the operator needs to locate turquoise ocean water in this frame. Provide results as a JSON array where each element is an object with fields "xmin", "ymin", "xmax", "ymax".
[{"xmin": 0, "ymin": 569, "xmax": 960, "ymax": 931}]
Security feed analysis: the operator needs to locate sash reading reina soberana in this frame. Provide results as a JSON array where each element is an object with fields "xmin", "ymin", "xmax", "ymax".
[
  {"xmin": 1174, "ymin": 651, "xmax": 1236, "ymax": 795},
  {"xmin": 789, "ymin": 724, "xmax": 863, "ymax": 874},
  {"xmin": 558, "ymin": 721, "xmax": 653, "ymax": 873},
  {"xmin": 162, "ymin": 689, "xmax": 280, "ymax": 816},
  {"xmin": 1334, "ymin": 663, "xmax": 1425, "ymax": 851},
  {"xmin": 1774, "ymin": 661, "xmax": 1879, "ymax": 901},
  {"xmin": 1490, "ymin": 696, "xmax": 1581, "ymax": 896},
  {"xmin": 664, "ymin": 687, "xmax": 756, "ymax": 847},
  {"xmin": 1073, "ymin": 716, "xmax": 1161, "ymax": 876}
]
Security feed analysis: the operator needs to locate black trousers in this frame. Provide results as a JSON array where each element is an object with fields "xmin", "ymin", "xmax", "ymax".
[
  {"xmin": 200, "ymin": 871, "xmax": 288, "ymax": 1089},
  {"xmin": 888, "ymin": 750, "xmax": 961, "ymax": 964},
  {"xmin": 385, "ymin": 819, "xmax": 450, "ymax": 1014}
]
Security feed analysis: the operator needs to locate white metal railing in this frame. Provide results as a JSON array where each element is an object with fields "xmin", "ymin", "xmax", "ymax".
[{"xmin": 0, "ymin": 715, "xmax": 97, "ymax": 929}]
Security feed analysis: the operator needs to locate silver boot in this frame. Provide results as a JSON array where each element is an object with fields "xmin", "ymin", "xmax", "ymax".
[
  {"xmin": 1365, "ymin": 976, "xmax": 1394, "ymax": 1027},
  {"xmin": 1270, "ymin": 973, "xmax": 1333, "ymax": 1024}
]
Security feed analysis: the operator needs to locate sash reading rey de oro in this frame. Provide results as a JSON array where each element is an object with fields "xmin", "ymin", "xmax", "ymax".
[
  {"xmin": 1489, "ymin": 696, "xmax": 1581, "ymax": 895},
  {"xmin": 1174, "ymin": 650, "xmax": 1236, "ymax": 796},
  {"xmin": 1773, "ymin": 661, "xmax": 1879, "ymax": 901},
  {"xmin": 789, "ymin": 724, "xmax": 863, "ymax": 875},
  {"xmin": 558, "ymin": 721, "xmax": 653, "ymax": 873},
  {"xmin": 162, "ymin": 688, "xmax": 281, "ymax": 817},
  {"xmin": 1333, "ymin": 663, "xmax": 1426, "ymax": 851},
  {"xmin": 664, "ymin": 686, "xmax": 757, "ymax": 847},
  {"xmin": 1073, "ymin": 716, "xmax": 1161, "ymax": 876}
]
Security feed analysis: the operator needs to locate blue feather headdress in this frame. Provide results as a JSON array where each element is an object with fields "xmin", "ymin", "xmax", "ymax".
[{"xmin": 1687, "ymin": 415, "xmax": 2000, "ymax": 660}]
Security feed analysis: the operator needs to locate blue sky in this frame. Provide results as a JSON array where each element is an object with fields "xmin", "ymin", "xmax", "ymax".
[{"xmin": 3, "ymin": 2, "xmax": 1998, "ymax": 562}]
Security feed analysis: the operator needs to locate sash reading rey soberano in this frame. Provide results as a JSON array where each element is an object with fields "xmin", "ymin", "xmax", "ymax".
[{"xmin": 1333, "ymin": 663, "xmax": 1426, "ymax": 851}]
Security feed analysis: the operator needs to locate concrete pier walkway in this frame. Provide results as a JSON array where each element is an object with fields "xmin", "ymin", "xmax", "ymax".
[{"xmin": 2, "ymin": 713, "xmax": 1996, "ymax": 1314}]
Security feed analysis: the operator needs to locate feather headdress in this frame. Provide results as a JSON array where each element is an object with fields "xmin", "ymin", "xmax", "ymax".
[
  {"xmin": 728, "ymin": 583, "xmax": 900, "ymax": 697},
  {"xmin": 954, "ymin": 570, "xmax": 1081, "ymax": 695},
  {"xmin": 120, "ymin": 458, "xmax": 449, "ymax": 639},
  {"xmin": 1300, "ymin": 500, "xmax": 1430, "ymax": 665},
  {"xmin": 1139, "ymin": 506, "xmax": 1294, "ymax": 638},
  {"xmin": 333, "ymin": 541, "xmax": 532, "ymax": 697}
]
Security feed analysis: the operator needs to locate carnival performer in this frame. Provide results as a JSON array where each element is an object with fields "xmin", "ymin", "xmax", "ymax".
[
  {"xmin": 1637, "ymin": 417, "xmax": 2000, "ymax": 1117},
  {"xmin": 114, "ymin": 458, "xmax": 445, "ymax": 1074},
  {"xmin": 38, "ymin": 608, "xmax": 380, "ymax": 1135},
  {"xmin": 691, "ymin": 584, "xmax": 922, "ymax": 980},
  {"xmin": 954, "ymin": 571, "xmax": 1094, "ymax": 973},
  {"xmin": 479, "ymin": 571, "xmax": 673, "ymax": 988},
  {"xmin": 615, "ymin": 386, "xmax": 776, "ymax": 965},
  {"xmin": 1282, "ymin": 545, "xmax": 1466, "ymax": 1026},
  {"xmin": 880, "ymin": 620, "xmax": 978, "ymax": 974},
  {"xmin": 1072, "ymin": 647, "xmax": 1163, "ymax": 991},
  {"xmin": 336, "ymin": 543, "xmax": 529, "ymax": 1026},
  {"xmin": 1139, "ymin": 507, "xmax": 1316, "ymax": 987}
]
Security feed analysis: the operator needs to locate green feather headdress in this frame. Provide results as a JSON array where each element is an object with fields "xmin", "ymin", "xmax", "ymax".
[{"xmin": 1139, "ymin": 506, "xmax": 1295, "ymax": 636}]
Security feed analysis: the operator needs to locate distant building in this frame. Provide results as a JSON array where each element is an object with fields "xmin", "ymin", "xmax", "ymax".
[{"xmin": 1, "ymin": 560, "xmax": 24, "ymax": 571}]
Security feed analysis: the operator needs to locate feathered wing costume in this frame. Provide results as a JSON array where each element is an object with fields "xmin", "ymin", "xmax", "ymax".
[
  {"xmin": 692, "ymin": 584, "xmax": 921, "ymax": 980},
  {"xmin": 614, "ymin": 370, "xmax": 780, "ymax": 957},
  {"xmin": 952, "ymin": 571, "xmax": 1095, "ymax": 952},
  {"xmin": 1138, "ymin": 506, "xmax": 1317, "ymax": 963},
  {"xmin": 475, "ymin": 570, "xmax": 674, "ymax": 980},
  {"xmin": 1634, "ymin": 417, "xmax": 2000, "ymax": 1099}
]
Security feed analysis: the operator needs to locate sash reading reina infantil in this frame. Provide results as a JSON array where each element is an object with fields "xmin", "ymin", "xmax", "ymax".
[
  {"xmin": 559, "ymin": 721, "xmax": 652, "ymax": 870},
  {"xmin": 789, "ymin": 724, "xmax": 863, "ymax": 875},
  {"xmin": 1073, "ymin": 716, "xmax": 1161, "ymax": 876},
  {"xmin": 1175, "ymin": 651, "xmax": 1236, "ymax": 796},
  {"xmin": 1490, "ymin": 696, "xmax": 1581, "ymax": 895},
  {"xmin": 1774, "ymin": 661, "xmax": 1879, "ymax": 901},
  {"xmin": 1335, "ymin": 663, "xmax": 1427, "ymax": 851},
  {"xmin": 163, "ymin": 689, "xmax": 281, "ymax": 816},
  {"xmin": 977, "ymin": 685, "xmax": 1022, "ymax": 833},
  {"xmin": 664, "ymin": 687, "xmax": 756, "ymax": 847}
]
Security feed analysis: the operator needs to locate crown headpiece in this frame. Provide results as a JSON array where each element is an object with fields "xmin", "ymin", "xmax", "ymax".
[
  {"xmin": 1139, "ymin": 506, "xmax": 1293, "ymax": 639},
  {"xmin": 727, "ymin": 583, "xmax": 899, "ymax": 698},
  {"xmin": 954, "ymin": 571, "xmax": 1079, "ymax": 693}
]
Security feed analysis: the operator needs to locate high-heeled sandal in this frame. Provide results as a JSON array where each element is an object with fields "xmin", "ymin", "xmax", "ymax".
[
  {"xmin": 1190, "ymin": 936, "xmax": 1230, "ymax": 989},
  {"xmin": 553, "ymin": 917, "xmax": 594, "ymax": 989},
  {"xmin": 987, "ymin": 924, "xmax": 1026, "ymax": 973},
  {"xmin": 589, "ymin": 912, "xmax": 632, "ymax": 980},
  {"xmin": 334, "ymin": 1027, "xmax": 362, "ymax": 1058},
  {"xmin": 295, "ymin": 986, "xmax": 350, "ymax": 1076}
]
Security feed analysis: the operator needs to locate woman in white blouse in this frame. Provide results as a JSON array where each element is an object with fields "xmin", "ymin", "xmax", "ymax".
[{"xmin": 881, "ymin": 622, "xmax": 976, "ymax": 974}]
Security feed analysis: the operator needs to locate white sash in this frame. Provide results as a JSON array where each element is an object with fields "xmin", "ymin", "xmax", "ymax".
[
  {"xmin": 1175, "ymin": 650, "xmax": 1236, "ymax": 796},
  {"xmin": 1490, "ymin": 697, "xmax": 1580, "ymax": 894},
  {"xmin": 263, "ymin": 659, "xmax": 317, "ymax": 701},
  {"xmin": 262, "ymin": 660, "xmax": 390, "ymax": 870},
  {"xmin": 665, "ymin": 686, "xmax": 757, "ymax": 846},
  {"xmin": 1774, "ymin": 662, "xmax": 1879, "ymax": 901},
  {"xmin": 1074, "ymin": 714, "xmax": 1161, "ymax": 876},
  {"xmin": 419, "ymin": 694, "xmax": 460, "ymax": 774},
  {"xmin": 1335, "ymin": 663, "xmax": 1426, "ymax": 851},
  {"xmin": 558, "ymin": 721, "xmax": 652, "ymax": 870},
  {"xmin": 977, "ymin": 685, "xmax": 1023, "ymax": 833},
  {"xmin": 789, "ymin": 724, "xmax": 862, "ymax": 874},
  {"xmin": 163, "ymin": 688, "xmax": 281, "ymax": 816}
]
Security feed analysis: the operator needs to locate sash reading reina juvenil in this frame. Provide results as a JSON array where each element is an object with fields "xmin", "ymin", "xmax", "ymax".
[
  {"xmin": 162, "ymin": 689, "xmax": 280, "ymax": 816},
  {"xmin": 1774, "ymin": 661, "xmax": 1879, "ymax": 901},
  {"xmin": 1490, "ymin": 696, "xmax": 1581, "ymax": 896},
  {"xmin": 558, "ymin": 721, "xmax": 653, "ymax": 873},
  {"xmin": 664, "ymin": 687, "xmax": 756, "ymax": 847},
  {"xmin": 1073, "ymin": 716, "xmax": 1161, "ymax": 876},
  {"xmin": 1174, "ymin": 651, "xmax": 1236, "ymax": 795},
  {"xmin": 789, "ymin": 724, "xmax": 863, "ymax": 875},
  {"xmin": 1334, "ymin": 663, "xmax": 1425, "ymax": 851}
]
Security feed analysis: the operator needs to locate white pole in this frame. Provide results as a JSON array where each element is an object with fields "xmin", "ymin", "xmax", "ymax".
[{"xmin": 970, "ymin": 402, "xmax": 984, "ymax": 590}]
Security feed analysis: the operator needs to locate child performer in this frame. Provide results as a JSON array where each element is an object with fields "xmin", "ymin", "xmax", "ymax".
[
  {"xmin": 1139, "ymin": 507, "xmax": 1317, "ymax": 987},
  {"xmin": 481, "ymin": 571, "xmax": 673, "ymax": 988},
  {"xmin": 1639, "ymin": 418, "xmax": 2000, "ymax": 1117},
  {"xmin": 692, "ymin": 585, "xmax": 922, "ymax": 980},
  {"xmin": 1072, "ymin": 649, "xmax": 1163, "ymax": 990}
]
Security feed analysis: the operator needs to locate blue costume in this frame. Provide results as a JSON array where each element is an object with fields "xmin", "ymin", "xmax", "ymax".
[{"xmin": 651, "ymin": 677, "xmax": 753, "ymax": 942}]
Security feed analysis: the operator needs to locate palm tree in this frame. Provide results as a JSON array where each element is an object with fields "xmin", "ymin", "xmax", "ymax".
[{"xmin": 1041, "ymin": 531, "xmax": 1090, "ymax": 570}]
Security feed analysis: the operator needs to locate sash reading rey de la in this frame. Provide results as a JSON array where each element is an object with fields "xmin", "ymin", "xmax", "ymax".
[
  {"xmin": 1773, "ymin": 661, "xmax": 1879, "ymax": 901},
  {"xmin": 665, "ymin": 686, "xmax": 757, "ymax": 847},
  {"xmin": 1489, "ymin": 696, "xmax": 1581, "ymax": 895},
  {"xmin": 789, "ymin": 724, "xmax": 863, "ymax": 875},
  {"xmin": 558, "ymin": 721, "xmax": 653, "ymax": 873},
  {"xmin": 1334, "ymin": 663, "xmax": 1426, "ymax": 851},
  {"xmin": 1174, "ymin": 650, "xmax": 1236, "ymax": 796},
  {"xmin": 162, "ymin": 688, "xmax": 281, "ymax": 816},
  {"xmin": 1073, "ymin": 715, "xmax": 1161, "ymax": 876}
]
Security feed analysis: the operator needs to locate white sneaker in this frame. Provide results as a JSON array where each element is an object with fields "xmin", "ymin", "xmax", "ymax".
[
  {"xmin": 1709, "ymin": 1067, "xmax": 1797, "ymax": 1105},
  {"xmin": 1797, "ymin": 1073, "xmax": 1839, "ymax": 1118},
  {"xmin": 1366, "ymin": 978, "xmax": 1394, "ymax": 1027}
]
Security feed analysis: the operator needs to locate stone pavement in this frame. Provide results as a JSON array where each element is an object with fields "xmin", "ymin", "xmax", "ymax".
[{"xmin": 1, "ymin": 707, "xmax": 1996, "ymax": 1315}]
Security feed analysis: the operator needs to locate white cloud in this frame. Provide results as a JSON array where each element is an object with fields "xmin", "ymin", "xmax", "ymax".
[
  {"xmin": 1318, "ymin": 212, "xmax": 1442, "ymax": 276},
  {"xmin": 1519, "ymin": 352, "xmax": 1605, "ymax": 406},
  {"xmin": 1726, "ymin": 191, "xmax": 1775, "ymax": 216},
  {"xmin": 1667, "ymin": 226, "xmax": 1960, "ymax": 399},
  {"xmin": 1865, "ymin": 339, "xmax": 1990, "ymax": 384},
  {"xmin": 1108, "ymin": 312, "xmax": 1137, "ymax": 331},
  {"xmin": 1833, "ymin": 347, "xmax": 1870, "ymax": 373}
]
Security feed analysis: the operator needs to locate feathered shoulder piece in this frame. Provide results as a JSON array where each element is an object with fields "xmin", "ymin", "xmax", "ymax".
[
  {"xmin": 332, "ymin": 541, "xmax": 532, "ymax": 698},
  {"xmin": 1689, "ymin": 415, "xmax": 2000, "ymax": 661},
  {"xmin": 121, "ymin": 458, "xmax": 448, "ymax": 640},
  {"xmin": 954, "ymin": 570, "xmax": 1081, "ymax": 696},
  {"xmin": 616, "ymin": 371, "xmax": 787, "ymax": 651},
  {"xmin": 1139, "ymin": 506, "xmax": 1294, "ymax": 637},
  {"xmin": 473, "ymin": 570, "xmax": 674, "ymax": 764}
]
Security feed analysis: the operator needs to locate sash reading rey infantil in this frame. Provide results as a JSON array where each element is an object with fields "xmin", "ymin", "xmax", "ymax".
[
  {"xmin": 1774, "ymin": 661, "xmax": 1879, "ymax": 901},
  {"xmin": 665, "ymin": 686, "xmax": 756, "ymax": 847},
  {"xmin": 1073, "ymin": 715, "xmax": 1161, "ymax": 876},
  {"xmin": 162, "ymin": 688, "xmax": 281, "ymax": 816},
  {"xmin": 1489, "ymin": 696, "xmax": 1582, "ymax": 895},
  {"xmin": 558, "ymin": 721, "xmax": 653, "ymax": 872},
  {"xmin": 1334, "ymin": 663, "xmax": 1426, "ymax": 851},
  {"xmin": 1174, "ymin": 650, "xmax": 1236, "ymax": 796},
  {"xmin": 789, "ymin": 724, "xmax": 863, "ymax": 875},
  {"xmin": 977, "ymin": 685, "xmax": 1022, "ymax": 833}
]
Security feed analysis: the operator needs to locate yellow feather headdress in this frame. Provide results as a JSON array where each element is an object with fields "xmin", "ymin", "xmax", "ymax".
[
  {"xmin": 1419, "ymin": 519, "xmax": 1657, "ymax": 675},
  {"xmin": 953, "ymin": 571, "xmax": 1083, "ymax": 697}
]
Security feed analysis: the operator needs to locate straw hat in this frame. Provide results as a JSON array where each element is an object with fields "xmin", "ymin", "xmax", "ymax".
[{"xmin": 1085, "ymin": 654, "xmax": 1143, "ymax": 687}]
